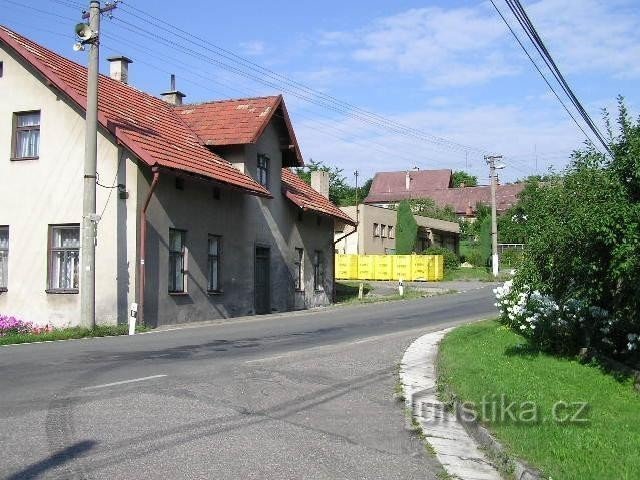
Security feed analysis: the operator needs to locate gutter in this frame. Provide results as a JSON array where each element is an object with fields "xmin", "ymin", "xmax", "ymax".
[{"xmin": 138, "ymin": 167, "xmax": 160, "ymax": 326}]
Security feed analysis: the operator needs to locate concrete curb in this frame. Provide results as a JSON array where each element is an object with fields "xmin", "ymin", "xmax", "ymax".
[
  {"xmin": 399, "ymin": 329, "xmax": 502, "ymax": 480},
  {"xmin": 400, "ymin": 328, "xmax": 544, "ymax": 480}
]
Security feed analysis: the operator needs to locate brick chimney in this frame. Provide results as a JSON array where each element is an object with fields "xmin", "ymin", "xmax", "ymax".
[
  {"xmin": 405, "ymin": 171, "xmax": 411, "ymax": 191},
  {"xmin": 107, "ymin": 56, "xmax": 132, "ymax": 84},
  {"xmin": 161, "ymin": 74, "xmax": 186, "ymax": 106},
  {"xmin": 311, "ymin": 170, "xmax": 330, "ymax": 198}
]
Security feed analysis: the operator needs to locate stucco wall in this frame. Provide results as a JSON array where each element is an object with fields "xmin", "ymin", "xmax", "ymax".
[
  {"xmin": 334, "ymin": 204, "xmax": 459, "ymax": 255},
  {"xmin": 142, "ymin": 122, "xmax": 333, "ymax": 327},
  {"xmin": 0, "ymin": 46, "xmax": 138, "ymax": 327}
]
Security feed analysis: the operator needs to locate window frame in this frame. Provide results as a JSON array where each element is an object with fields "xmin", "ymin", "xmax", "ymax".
[
  {"xmin": 12, "ymin": 110, "xmax": 41, "ymax": 161},
  {"xmin": 257, "ymin": 153, "xmax": 270, "ymax": 188},
  {"xmin": 47, "ymin": 224, "xmax": 80, "ymax": 294},
  {"xmin": 373, "ymin": 222, "xmax": 379, "ymax": 237},
  {"xmin": 381, "ymin": 224, "xmax": 387, "ymax": 238},
  {"xmin": 168, "ymin": 228, "xmax": 187, "ymax": 294},
  {"xmin": 294, "ymin": 247, "xmax": 304, "ymax": 292},
  {"xmin": 313, "ymin": 250, "xmax": 324, "ymax": 292},
  {"xmin": 207, "ymin": 234, "xmax": 222, "ymax": 294},
  {"xmin": 0, "ymin": 226, "xmax": 8, "ymax": 292},
  {"xmin": 388, "ymin": 225, "xmax": 394, "ymax": 239}
]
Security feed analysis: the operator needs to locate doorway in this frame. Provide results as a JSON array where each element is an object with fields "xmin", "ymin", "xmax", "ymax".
[{"xmin": 254, "ymin": 246, "xmax": 271, "ymax": 314}]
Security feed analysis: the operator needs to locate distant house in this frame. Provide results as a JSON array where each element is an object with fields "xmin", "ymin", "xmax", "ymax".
[
  {"xmin": 335, "ymin": 204, "xmax": 459, "ymax": 255},
  {"xmin": 364, "ymin": 169, "xmax": 524, "ymax": 219},
  {"xmin": 0, "ymin": 26, "xmax": 354, "ymax": 328}
]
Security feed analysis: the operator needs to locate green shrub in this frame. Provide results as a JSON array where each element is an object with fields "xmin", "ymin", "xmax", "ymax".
[
  {"xmin": 466, "ymin": 248, "xmax": 486, "ymax": 267},
  {"xmin": 396, "ymin": 200, "xmax": 418, "ymax": 254},
  {"xmin": 500, "ymin": 249, "xmax": 523, "ymax": 268},
  {"xmin": 423, "ymin": 246, "xmax": 460, "ymax": 270},
  {"xmin": 502, "ymin": 99, "xmax": 640, "ymax": 361}
]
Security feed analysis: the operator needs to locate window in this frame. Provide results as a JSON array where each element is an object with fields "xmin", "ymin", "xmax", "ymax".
[
  {"xmin": 388, "ymin": 225, "xmax": 394, "ymax": 239},
  {"xmin": 48, "ymin": 225, "xmax": 79, "ymax": 292},
  {"xmin": 175, "ymin": 177, "xmax": 184, "ymax": 190},
  {"xmin": 257, "ymin": 154, "xmax": 270, "ymax": 188},
  {"xmin": 0, "ymin": 61, "xmax": 3, "ymax": 78},
  {"xmin": 212, "ymin": 186, "xmax": 221, "ymax": 200},
  {"xmin": 168, "ymin": 229, "xmax": 186, "ymax": 293},
  {"xmin": 294, "ymin": 248, "xmax": 304, "ymax": 291},
  {"xmin": 381, "ymin": 224, "xmax": 387, "ymax": 238},
  {"xmin": 207, "ymin": 235, "xmax": 221, "ymax": 292},
  {"xmin": 0, "ymin": 227, "xmax": 8, "ymax": 291},
  {"xmin": 12, "ymin": 111, "xmax": 40, "ymax": 160},
  {"xmin": 313, "ymin": 250, "xmax": 324, "ymax": 291},
  {"xmin": 373, "ymin": 223, "xmax": 380, "ymax": 237}
]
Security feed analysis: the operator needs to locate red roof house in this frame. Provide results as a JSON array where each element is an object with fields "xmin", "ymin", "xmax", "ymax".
[
  {"xmin": 364, "ymin": 169, "xmax": 524, "ymax": 216},
  {"xmin": 0, "ymin": 25, "xmax": 350, "ymax": 328}
]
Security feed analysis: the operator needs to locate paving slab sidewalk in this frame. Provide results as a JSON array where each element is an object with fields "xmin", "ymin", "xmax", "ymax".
[{"xmin": 400, "ymin": 329, "xmax": 502, "ymax": 480}]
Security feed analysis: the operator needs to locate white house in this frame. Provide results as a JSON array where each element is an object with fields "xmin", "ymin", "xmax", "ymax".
[{"xmin": 0, "ymin": 26, "xmax": 354, "ymax": 328}]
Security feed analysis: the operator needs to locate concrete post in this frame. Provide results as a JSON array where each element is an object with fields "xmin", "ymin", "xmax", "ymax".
[{"xmin": 80, "ymin": 0, "xmax": 101, "ymax": 329}]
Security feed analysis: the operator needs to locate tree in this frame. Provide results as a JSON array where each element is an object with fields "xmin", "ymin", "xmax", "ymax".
[
  {"xmin": 451, "ymin": 170, "xmax": 478, "ymax": 187},
  {"xmin": 294, "ymin": 160, "xmax": 372, "ymax": 206},
  {"xmin": 505, "ymin": 98, "xmax": 640, "ymax": 359},
  {"xmin": 409, "ymin": 198, "xmax": 458, "ymax": 222},
  {"xmin": 395, "ymin": 200, "xmax": 418, "ymax": 254}
]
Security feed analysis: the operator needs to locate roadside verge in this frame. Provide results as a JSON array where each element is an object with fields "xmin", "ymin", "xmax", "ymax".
[{"xmin": 399, "ymin": 328, "xmax": 502, "ymax": 480}]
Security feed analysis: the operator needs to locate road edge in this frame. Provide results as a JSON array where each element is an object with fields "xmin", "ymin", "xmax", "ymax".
[{"xmin": 399, "ymin": 327, "xmax": 503, "ymax": 480}]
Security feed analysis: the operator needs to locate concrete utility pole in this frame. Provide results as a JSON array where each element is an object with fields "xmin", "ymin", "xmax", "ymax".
[
  {"xmin": 354, "ymin": 170, "xmax": 360, "ymax": 255},
  {"xmin": 485, "ymin": 155, "xmax": 504, "ymax": 278},
  {"xmin": 77, "ymin": 0, "xmax": 118, "ymax": 328},
  {"xmin": 80, "ymin": 0, "xmax": 101, "ymax": 329}
]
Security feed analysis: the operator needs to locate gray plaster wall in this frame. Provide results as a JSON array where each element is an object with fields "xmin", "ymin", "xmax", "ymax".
[{"xmin": 141, "ymin": 122, "xmax": 334, "ymax": 327}]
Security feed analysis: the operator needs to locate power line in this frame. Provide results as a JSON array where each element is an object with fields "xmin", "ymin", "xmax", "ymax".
[
  {"xmin": 492, "ymin": 0, "xmax": 611, "ymax": 156},
  {"xmin": 505, "ymin": 0, "xmax": 611, "ymax": 155},
  {"xmin": 117, "ymin": 2, "xmax": 486, "ymax": 155}
]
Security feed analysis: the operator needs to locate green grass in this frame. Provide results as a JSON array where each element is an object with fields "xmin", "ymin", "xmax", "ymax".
[
  {"xmin": 444, "ymin": 266, "xmax": 493, "ymax": 281},
  {"xmin": 335, "ymin": 281, "xmax": 374, "ymax": 303},
  {"xmin": 438, "ymin": 320, "xmax": 640, "ymax": 480},
  {"xmin": 0, "ymin": 324, "xmax": 148, "ymax": 346},
  {"xmin": 335, "ymin": 281, "xmax": 434, "ymax": 305}
]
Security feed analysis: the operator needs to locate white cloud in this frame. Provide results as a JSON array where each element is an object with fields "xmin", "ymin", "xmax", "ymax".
[
  {"xmin": 293, "ymin": 102, "xmax": 583, "ymax": 184},
  {"xmin": 319, "ymin": 0, "xmax": 640, "ymax": 87},
  {"xmin": 238, "ymin": 40, "xmax": 265, "ymax": 56},
  {"xmin": 321, "ymin": 5, "xmax": 518, "ymax": 87},
  {"xmin": 526, "ymin": 0, "xmax": 640, "ymax": 78}
]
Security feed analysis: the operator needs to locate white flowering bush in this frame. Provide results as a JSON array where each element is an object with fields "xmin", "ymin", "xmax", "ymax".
[{"xmin": 494, "ymin": 280, "xmax": 638, "ymax": 357}]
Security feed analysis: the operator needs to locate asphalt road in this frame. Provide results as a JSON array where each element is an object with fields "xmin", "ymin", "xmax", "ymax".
[{"xmin": 0, "ymin": 285, "xmax": 497, "ymax": 480}]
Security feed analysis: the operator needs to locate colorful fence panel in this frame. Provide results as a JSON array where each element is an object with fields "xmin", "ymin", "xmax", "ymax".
[
  {"xmin": 392, "ymin": 255, "xmax": 412, "ymax": 282},
  {"xmin": 374, "ymin": 255, "xmax": 394, "ymax": 280},
  {"xmin": 357, "ymin": 255, "xmax": 376, "ymax": 280},
  {"xmin": 335, "ymin": 254, "xmax": 444, "ymax": 281},
  {"xmin": 336, "ymin": 254, "xmax": 358, "ymax": 280}
]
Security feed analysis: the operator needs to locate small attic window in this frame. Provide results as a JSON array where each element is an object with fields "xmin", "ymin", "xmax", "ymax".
[
  {"xmin": 212, "ymin": 186, "xmax": 221, "ymax": 200},
  {"xmin": 175, "ymin": 177, "xmax": 184, "ymax": 190},
  {"xmin": 0, "ymin": 62, "xmax": 3, "ymax": 77}
]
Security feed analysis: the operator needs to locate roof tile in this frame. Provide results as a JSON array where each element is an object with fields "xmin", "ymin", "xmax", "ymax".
[{"xmin": 0, "ymin": 26, "xmax": 270, "ymax": 197}]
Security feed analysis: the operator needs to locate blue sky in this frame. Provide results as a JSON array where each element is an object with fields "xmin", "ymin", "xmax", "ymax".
[{"xmin": 2, "ymin": 0, "xmax": 639, "ymax": 184}]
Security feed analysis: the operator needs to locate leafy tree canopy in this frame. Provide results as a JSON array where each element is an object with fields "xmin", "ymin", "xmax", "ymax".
[
  {"xmin": 294, "ymin": 160, "xmax": 372, "ymax": 206},
  {"xmin": 451, "ymin": 170, "xmax": 478, "ymax": 187}
]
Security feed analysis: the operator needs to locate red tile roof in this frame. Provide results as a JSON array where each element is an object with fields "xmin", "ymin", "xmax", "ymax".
[
  {"xmin": 365, "ymin": 169, "xmax": 453, "ymax": 203},
  {"xmin": 0, "ymin": 26, "xmax": 270, "ymax": 197},
  {"xmin": 422, "ymin": 184, "xmax": 525, "ymax": 215},
  {"xmin": 175, "ymin": 96, "xmax": 303, "ymax": 166},
  {"xmin": 281, "ymin": 169, "xmax": 356, "ymax": 225},
  {"xmin": 364, "ymin": 169, "xmax": 523, "ymax": 214}
]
